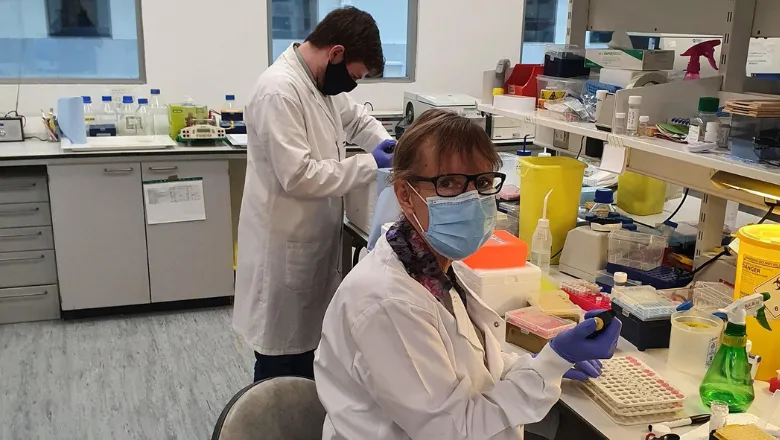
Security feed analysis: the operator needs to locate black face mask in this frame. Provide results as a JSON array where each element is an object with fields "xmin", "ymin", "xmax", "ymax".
[{"xmin": 320, "ymin": 61, "xmax": 358, "ymax": 96}]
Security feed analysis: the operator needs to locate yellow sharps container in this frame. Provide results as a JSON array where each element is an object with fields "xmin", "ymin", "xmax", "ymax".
[
  {"xmin": 519, "ymin": 157, "xmax": 585, "ymax": 265},
  {"xmin": 734, "ymin": 224, "xmax": 780, "ymax": 382}
]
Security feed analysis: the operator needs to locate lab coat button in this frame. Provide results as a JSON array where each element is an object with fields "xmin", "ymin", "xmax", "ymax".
[{"xmin": 494, "ymin": 322, "xmax": 500, "ymax": 328}]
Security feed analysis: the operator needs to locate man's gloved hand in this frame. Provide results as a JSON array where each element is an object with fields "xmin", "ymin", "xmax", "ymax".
[
  {"xmin": 563, "ymin": 360, "xmax": 602, "ymax": 381},
  {"xmin": 549, "ymin": 309, "xmax": 621, "ymax": 363},
  {"xmin": 372, "ymin": 139, "xmax": 396, "ymax": 168}
]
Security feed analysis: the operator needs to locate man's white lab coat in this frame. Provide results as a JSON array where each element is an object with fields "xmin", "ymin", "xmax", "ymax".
[
  {"xmin": 233, "ymin": 45, "xmax": 391, "ymax": 355},
  {"xmin": 315, "ymin": 235, "xmax": 573, "ymax": 439}
]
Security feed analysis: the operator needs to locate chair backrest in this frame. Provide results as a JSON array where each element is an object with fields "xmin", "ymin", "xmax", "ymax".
[{"xmin": 212, "ymin": 376, "xmax": 326, "ymax": 440}]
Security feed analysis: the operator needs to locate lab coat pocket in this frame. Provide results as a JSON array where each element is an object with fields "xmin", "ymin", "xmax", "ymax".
[{"xmin": 285, "ymin": 241, "xmax": 319, "ymax": 291}]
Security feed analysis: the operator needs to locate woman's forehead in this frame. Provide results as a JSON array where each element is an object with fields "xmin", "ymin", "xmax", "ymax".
[{"xmin": 416, "ymin": 144, "xmax": 493, "ymax": 176}]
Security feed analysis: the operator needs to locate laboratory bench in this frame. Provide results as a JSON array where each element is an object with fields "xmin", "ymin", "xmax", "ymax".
[{"xmin": 0, "ymin": 139, "xmax": 248, "ymax": 322}]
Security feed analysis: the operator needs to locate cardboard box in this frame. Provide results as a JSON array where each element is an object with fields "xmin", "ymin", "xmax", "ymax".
[{"xmin": 585, "ymin": 49, "xmax": 675, "ymax": 71}]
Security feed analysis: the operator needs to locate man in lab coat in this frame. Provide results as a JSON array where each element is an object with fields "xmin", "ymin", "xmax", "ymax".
[{"xmin": 233, "ymin": 7, "xmax": 395, "ymax": 382}]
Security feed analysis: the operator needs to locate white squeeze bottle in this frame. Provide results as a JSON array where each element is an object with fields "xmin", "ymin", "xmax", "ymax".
[{"xmin": 531, "ymin": 189, "xmax": 553, "ymax": 274}]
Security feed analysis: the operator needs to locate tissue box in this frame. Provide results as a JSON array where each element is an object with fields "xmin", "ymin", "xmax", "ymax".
[{"xmin": 585, "ymin": 49, "xmax": 675, "ymax": 70}]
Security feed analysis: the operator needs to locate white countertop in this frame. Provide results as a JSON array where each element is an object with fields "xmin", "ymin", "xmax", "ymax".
[{"xmin": 0, "ymin": 139, "xmax": 246, "ymax": 163}]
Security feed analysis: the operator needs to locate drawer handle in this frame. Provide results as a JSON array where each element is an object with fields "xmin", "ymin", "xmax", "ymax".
[
  {"xmin": 0, "ymin": 182, "xmax": 37, "ymax": 190},
  {"xmin": 148, "ymin": 166, "xmax": 179, "ymax": 171},
  {"xmin": 104, "ymin": 168, "xmax": 134, "ymax": 173},
  {"xmin": 0, "ymin": 231, "xmax": 43, "ymax": 239},
  {"xmin": 0, "ymin": 207, "xmax": 40, "ymax": 215},
  {"xmin": 0, "ymin": 254, "xmax": 45, "ymax": 263},
  {"xmin": 1, "ymin": 289, "xmax": 48, "ymax": 299}
]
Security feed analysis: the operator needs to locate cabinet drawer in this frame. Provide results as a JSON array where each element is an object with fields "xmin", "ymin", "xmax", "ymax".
[
  {"xmin": 0, "ymin": 250, "xmax": 58, "ymax": 289},
  {"xmin": 0, "ymin": 203, "xmax": 51, "ymax": 228},
  {"xmin": 0, "ymin": 227, "xmax": 54, "ymax": 252},
  {"xmin": 0, "ymin": 177, "xmax": 49, "ymax": 204},
  {"xmin": 0, "ymin": 285, "xmax": 60, "ymax": 324}
]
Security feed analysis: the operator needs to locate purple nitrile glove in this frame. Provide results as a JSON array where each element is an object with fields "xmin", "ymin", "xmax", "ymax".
[
  {"xmin": 549, "ymin": 309, "xmax": 621, "ymax": 363},
  {"xmin": 563, "ymin": 360, "xmax": 603, "ymax": 381},
  {"xmin": 372, "ymin": 139, "xmax": 396, "ymax": 168}
]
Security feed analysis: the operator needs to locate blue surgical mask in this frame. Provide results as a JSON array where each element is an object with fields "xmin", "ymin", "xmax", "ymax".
[{"xmin": 408, "ymin": 183, "xmax": 497, "ymax": 260}]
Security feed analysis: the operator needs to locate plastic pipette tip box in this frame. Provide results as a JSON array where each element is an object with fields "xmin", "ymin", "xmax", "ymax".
[
  {"xmin": 606, "ymin": 263, "xmax": 693, "ymax": 290},
  {"xmin": 561, "ymin": 279, "xmax": 611, "ymax": 311},
  {"xmin": 611, "ymin": 286, "xmax": 681, "ymax": 321}
]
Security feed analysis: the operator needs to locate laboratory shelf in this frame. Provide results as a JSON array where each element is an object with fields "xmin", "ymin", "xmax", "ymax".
[{"xmin": 478, "ymin": 105, "xmax": 608, "ymax": 142}]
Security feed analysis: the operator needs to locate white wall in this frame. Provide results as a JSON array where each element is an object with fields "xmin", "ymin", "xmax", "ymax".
[{"xmin": 0, "ymin": 0, "xmax": 524, "ymax": 132}]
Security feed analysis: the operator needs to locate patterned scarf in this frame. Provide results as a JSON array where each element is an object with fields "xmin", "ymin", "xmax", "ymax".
[{"xmin": 386, "ymin": 218, "xmax": 467, "ymax": 312}]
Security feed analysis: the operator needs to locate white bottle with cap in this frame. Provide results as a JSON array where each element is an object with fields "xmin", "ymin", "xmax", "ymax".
[
  {"xmin": 531, "ymin": 189, "xmax": 553, "ymax": 275},
  {"xmin": 613, "ymin": 272, "xmax": 628, "ymax": 289},
  {"xmin": 626, "ymin": 96, "xmax": 643, "ymax": 136}
]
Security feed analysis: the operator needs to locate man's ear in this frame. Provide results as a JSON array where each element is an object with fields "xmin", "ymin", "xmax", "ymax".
[{"xmin": 329, "ymin": 45, "xmax": 345, "ymax": 63}]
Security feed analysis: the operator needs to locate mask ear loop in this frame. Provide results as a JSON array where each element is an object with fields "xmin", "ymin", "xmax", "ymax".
[{"xmin": 406, "ymin": 182, "xmax": 429, "ymax": 233}]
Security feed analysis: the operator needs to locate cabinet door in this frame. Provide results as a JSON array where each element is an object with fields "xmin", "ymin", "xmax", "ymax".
[
  {"xmin": 48, "ymin": 163, "xmax": 151, "ymax": 310},
  {"xmin": 142, "ymin": 160, "xmax": 234, "ymax": 302}
]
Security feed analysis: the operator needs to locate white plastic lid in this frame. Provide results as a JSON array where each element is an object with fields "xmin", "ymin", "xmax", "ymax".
[
  {"xmin": 538, "ymin": 152, "xmax": 552, "ymax": 157},
  {"xmin": 628, "ymin": 96, "xmax": 643, "ymax": 105},
  {"xmin": 639, "ymin": 116, "xmax": 650, "ymax": 123},
  {"xmin": 616, "ymin": 112, "xmax": 626, "ymax": 119},
  {"xmin": 596, "ymin": 90, "xmax": 609, "ymax": 99},
  {"xmin": 614, "ymin": 272, "xmax": 628, "ymax": 283}
]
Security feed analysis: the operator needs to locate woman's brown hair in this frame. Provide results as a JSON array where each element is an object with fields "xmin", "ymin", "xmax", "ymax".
[{"xmin": 390, "ymin": 109, "xmax": 501, "ymax": 183}]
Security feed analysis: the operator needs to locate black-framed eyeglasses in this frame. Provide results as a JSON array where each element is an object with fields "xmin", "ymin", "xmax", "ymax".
[{"xmin": 408, "ymin": 172, "xmax": 506, "ymax": 198}]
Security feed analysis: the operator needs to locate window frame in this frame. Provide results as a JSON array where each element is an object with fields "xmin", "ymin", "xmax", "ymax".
[
  {"xmin": 0, "ymin": 0, "xmax": 146, "ymax": 85},
  {"xmin": 265, "ymin": 0, "xmax": 418, "ymax": 83}
]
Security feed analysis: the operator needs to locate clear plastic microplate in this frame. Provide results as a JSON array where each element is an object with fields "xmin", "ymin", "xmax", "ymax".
[{"xmin": 611, "ymin": 286, "xmax": 680, "ymax": 320}]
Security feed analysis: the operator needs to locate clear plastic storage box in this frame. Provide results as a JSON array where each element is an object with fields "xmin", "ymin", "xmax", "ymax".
[{"xmin": 608, "ymin": 230, "xmax": 668, "ymax": 271}]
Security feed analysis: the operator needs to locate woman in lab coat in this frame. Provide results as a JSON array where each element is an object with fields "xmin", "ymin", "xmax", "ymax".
[{"xmin": 314, "ymin": 109, "xmax": 622, "ymax": 440}]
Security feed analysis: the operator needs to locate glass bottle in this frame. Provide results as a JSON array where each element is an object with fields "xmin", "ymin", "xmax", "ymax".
[
  {"xmin": 687, "ymin": 97, "xmax": 720, "ymax": 143},
  {"xmin": 626, "ymin": 96, "xmax": 643, "ymax": 136},
  {"xmin": 638, "ymin": 116, "xmax": 650, "ymax": 137},
  {"xmin": 100, "ymin": 96, "xmax": 117, "ymax": 127},
  {"xmin": 120, "ymin": 96, "xmax": 137, "ymax": 136},
  {"xmin": 613, "ymin": 112, "xmax": 627, "ymax": 136},
  {"xmin": 589, "ymin": 188, "xmax": 616, "ymax": 217},
  {"xmin": 149, "ymin": 88, "xmax": 168, "ymax": 136},
  {"xmin": 136, "ymin": 98, "xmax": 152, "ymax": 137},
  {"xmin": 82, "ymin": 96, "xmax": 95, "ymax": 136}
]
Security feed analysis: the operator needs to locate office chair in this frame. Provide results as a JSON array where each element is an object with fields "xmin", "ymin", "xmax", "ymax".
[{"xmin": 212, "ymin": 376, "xmax": 326, "ymax": 440}]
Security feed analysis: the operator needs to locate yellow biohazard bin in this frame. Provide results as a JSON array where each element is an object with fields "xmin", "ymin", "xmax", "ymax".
[{"xmin": 734, "ymin": 224, "xmax": 780, "ymax": 381}]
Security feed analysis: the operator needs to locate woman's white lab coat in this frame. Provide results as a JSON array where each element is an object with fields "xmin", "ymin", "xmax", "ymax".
[
  {"xmin": 314, "ymin": 235, "xmax": 573, "ymax": 440},
  {"xmin": 233, "ymin": 45, "xmax": 391, "ymax": 355}
]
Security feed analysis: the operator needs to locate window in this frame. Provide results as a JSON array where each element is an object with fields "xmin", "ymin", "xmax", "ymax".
[
  {"xmin": 0, "ymin": 0, "xmax": 144, "ymax": 82},
  {"xmin": 268, "ymin": 0, "xmax": 418, "ymax": 80},
  {"xmin": 521, "ymin": 0, "xmax": 611, "ymax": 63}
]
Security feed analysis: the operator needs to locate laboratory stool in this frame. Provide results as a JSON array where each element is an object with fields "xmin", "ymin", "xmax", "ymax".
[{"xmin": 211, "ymin": 376, "xmax": 325, "ymax": 440}]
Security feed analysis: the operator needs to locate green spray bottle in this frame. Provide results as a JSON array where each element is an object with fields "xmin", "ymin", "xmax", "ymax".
[{"xmin": 700, "ymin": 293, "xmax": 773, "ymax": 413}]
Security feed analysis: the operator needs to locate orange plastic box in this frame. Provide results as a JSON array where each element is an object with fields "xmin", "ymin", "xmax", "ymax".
[{"xmin": 463, "ymin": 230, "xmax": 528, "ymax": 270}]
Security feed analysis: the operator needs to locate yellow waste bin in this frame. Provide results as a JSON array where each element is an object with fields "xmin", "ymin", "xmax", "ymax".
[
  {"xmin": 519, "ymin": 157, "xmax": 585, "ymax": 265},
  {"xmin": 617, "ymin": 171, "xmax": 667, "ymax": 216},
  {"xmin": 734, "ymin": 224, "xmax": 780, "ymax": 382}
]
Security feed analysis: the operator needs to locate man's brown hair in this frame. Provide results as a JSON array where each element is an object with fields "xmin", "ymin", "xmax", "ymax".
[
  {"xmin": 390, "ymin": 109, "xmax": 502, "ymax": 184},
  {"xmin": 305, "ymin": 6, "xmax": 385, "ymax": 77}
]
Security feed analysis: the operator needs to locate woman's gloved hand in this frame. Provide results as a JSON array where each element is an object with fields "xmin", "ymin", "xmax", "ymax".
[
  {"xmin": 563, "ymin": 360, "xmax": 602, "ymax": 381},
  {"xmin": 549, "ymin": 310, "xmax": 622, "ymax": 363},
  {"xmin": 372, "ymin": 139, "xmax": 396, "ymax": 168}
]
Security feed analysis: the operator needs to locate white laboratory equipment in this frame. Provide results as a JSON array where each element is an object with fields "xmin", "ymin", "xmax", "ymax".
[
  {"xmin": 402, "ymin": 92, "xmax": 486, "ymax": 130},
  {"xmin": 559, "ymin": 226, "xmax": 610, "ymax": 282},
  {"xmin": 149, "ymin": 88, "xmax": 169, "ymax": 136}
]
